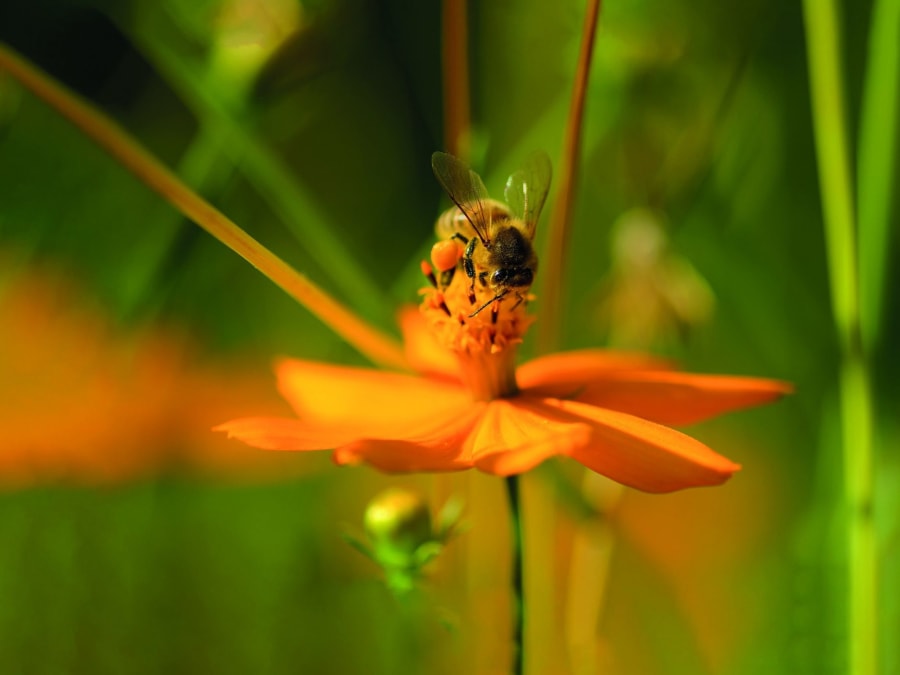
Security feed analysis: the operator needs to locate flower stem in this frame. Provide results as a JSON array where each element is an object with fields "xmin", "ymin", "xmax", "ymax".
[
  {"xmin": 857, "ymin": 0, "xmax": 900, "ymax": 352},
  {"xmin": 801, "ymin": 3, "xmax": 877, "ymax": 674},
  {"xmin": 505, "ymin": 475, "xmax": 524, "ymax": 675},
  {"xmin": 441, "ymin": 0, "xmax": 471, "ymax": 161},
  {"xmin": 537, "ymin": 0, "xmax": 602, "ymax": 354},
  {"xmin": 131, "ymin": 32, "xmax": 393, "ymax": 323},
  {"xmin": 0, "ymin": 42, "xmax": 408, "ymax": 372}
]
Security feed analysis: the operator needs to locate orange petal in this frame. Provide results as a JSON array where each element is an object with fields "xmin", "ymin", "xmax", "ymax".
[
  {"xmin": 214, "ymin": 417, "xmax": 358, "ymax": 451},
  {"xmin": 516, "ymin": 349, "xmax": 673, "ymax": 391},
  {"xmin": 539, "ymin": 398, "xmax": 741, "ymax": 493},
  {"xmin": 398, "ymin": 306, "xmax": 461, "ymax": 380},
  {"xmin": 333, "ymin": 403, "xmax": 485, "ymax": 472},
  {"xmin": 466, "ymin": 398, "xmax": 593, "ymax": 476},
  {"xmin": 524, "ymin": 372, "xmax": 792, "ymax": 425},
  {"xmin": 275, "ymin": 358, "xmax": 468, "ymax": 436}
]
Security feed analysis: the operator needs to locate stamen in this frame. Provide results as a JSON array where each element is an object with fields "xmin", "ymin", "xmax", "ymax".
[
  {"xmin": 437, "ymin": 294, "xmax": 452, "ymax": 317},
  {"xmin": 421, "ymin": 260, "xmax": 438, "ymax": 288},
  {"xmin": 419, "ymin": 254, "xmax": 533, "ymax": 401}
]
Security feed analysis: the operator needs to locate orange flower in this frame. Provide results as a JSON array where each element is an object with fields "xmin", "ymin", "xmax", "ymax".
[
  {"xmin": 218, "ymin": 260, "xmax": 791, "ymax": 493},
  {"xmin": 0, "ymin": 258, "xmax": 314, "ymax": 486},
  {"xmin": 0, "ymin": 47, "xmax": 789, "ymax": 494}
]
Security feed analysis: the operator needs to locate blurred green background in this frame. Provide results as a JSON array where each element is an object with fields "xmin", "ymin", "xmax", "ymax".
[{"xmin": 0, "ymin": 0, "xmax": 897, "ymax": 673}]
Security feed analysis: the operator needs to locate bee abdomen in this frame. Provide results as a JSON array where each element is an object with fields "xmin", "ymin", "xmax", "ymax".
[{"xmin": 434, "ymin": 199, "xmax": 512, "ymax": 241}]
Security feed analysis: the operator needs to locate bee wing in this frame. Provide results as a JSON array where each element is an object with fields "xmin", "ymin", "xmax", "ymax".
[
  {"xmin": 504, "ymin": 151, "xmax": 552, "ymax": 239},
  {"xmin": 431, "ymin": 151, "xmax": 492, "ymax": 245}
]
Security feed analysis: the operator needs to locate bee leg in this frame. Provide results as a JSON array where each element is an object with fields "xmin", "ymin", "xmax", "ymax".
[
  {"xmin": 462, "ymin": 257, "xmax": 476, "ymax": 303},
  {"xmin": 509, "ymin": 291, "xmax": 526, "ymax": 311},
  {"xmin": 462, "ymin": 256, "xmax": 476, "ymax": 280},
  {"xmin": 491, "ymin": 301, "xmax": 500, "ymax": 324},
  {"xmin": 463, "ymin": 238, "xmax": 479, "ymax": 304},
  {"xmin": 431, "ymin": 239, "xmax": 462, "ymax": 288}
]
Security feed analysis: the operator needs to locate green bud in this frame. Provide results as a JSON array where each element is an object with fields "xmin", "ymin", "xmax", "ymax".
[{"xmin": 364, "ymin": 488, "xmax": 433, "ymax": 567}]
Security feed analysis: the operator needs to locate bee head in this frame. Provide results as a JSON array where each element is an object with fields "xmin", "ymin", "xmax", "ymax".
[{"xmin": 491, "ymin": 267, "xmax": 533, "ymax": 289}]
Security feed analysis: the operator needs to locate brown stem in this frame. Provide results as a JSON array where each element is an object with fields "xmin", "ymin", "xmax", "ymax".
[
  {"xmin": 536, "ymin": 0, "xmax": 603, "ymax": 353},
  {"xmin": 442, "ymin": 0, "xmax": 471, "ymax": 160}
]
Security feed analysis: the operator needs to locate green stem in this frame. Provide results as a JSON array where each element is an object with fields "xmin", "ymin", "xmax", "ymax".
[
  {"xmin": 857, "ymin": 0, "xmax": 900, "ymax": 351},
  {"xmin": 840, "ymin": 356, "xmax": 876, "ymax": 675},
  {"xmin": 505, "ymin": 475, "xmax": 524, "ymax": 675},
  {"xmin": 801, "ymin": 3, "xmax": 877, "ymax": 674},
  {"xmin": 802, "ymin": 0, "xmax": 857, "ymax": 339},
  {"xmin": 129, "ymin": 29, "xmax": 393, "ymax": 324}
]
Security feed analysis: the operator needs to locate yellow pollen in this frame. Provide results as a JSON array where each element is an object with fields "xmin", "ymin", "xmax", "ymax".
[{"xmin": 420, "ymin": 264, "xmax": 533, "ymax": 400}]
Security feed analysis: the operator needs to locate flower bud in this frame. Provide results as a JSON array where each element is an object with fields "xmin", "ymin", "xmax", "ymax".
[{"xmin": 364, "ymin": 487, "xmax": 433, "ymax": 566}]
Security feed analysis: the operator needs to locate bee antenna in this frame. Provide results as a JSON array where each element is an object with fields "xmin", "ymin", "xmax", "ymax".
[{"xmin": 468, "ymin": 291, "xmax": 508, "ymax": 318}]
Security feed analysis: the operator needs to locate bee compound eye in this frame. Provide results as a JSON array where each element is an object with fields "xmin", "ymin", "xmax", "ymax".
[
  {"xmin": 505, "ymin": 268, "xmax": 533, "ymax": 288},
  {"xmin": 491, "ymin": 269, "xmax": 509, "ymax": 285}
]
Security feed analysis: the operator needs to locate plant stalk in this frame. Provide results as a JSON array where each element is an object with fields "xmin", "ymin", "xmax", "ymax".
[
  {"xmin": 801, "ymin": 3, "xmax": 877, "ymax": 674},
  {"xmin": 0, "ymin": 42, "xmax": 408, "ymax": 372},
  {"xmin": 537, "ymin": 0, "xmax": 602, "ymax": 354},
  {"xmin": 506, "ymin": 475, "xmax": 525, "ymax": 675}
]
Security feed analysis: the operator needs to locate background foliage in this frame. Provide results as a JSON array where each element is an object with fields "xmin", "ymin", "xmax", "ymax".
[{"xmin": 0, "ymin": 0, "xmax": 896, "ymax": 673}]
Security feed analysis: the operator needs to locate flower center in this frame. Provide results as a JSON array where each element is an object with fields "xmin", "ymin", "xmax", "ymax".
[{"xmin": 419, "ymin": 258, "xmax": 533, "ymax": 401}]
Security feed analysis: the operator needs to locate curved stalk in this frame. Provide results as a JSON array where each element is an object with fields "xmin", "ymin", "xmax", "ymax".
[
  {"xmin": 0, "ymin": 43, "xmax": 408, "ymax": 371},
  {"xmin": 537, "ymin": 0, "xmax": 602, "ymax": 354}
]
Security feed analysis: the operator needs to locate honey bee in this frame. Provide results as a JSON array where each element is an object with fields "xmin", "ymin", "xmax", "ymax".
[{"xmin": 431, "ymin": 151, "xmax": 552, "ymax": 317}]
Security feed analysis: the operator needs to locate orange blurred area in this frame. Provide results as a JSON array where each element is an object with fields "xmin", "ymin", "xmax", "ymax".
[
  {"xmin": 0, "ymin": 259, "xmax": 323, "ymax": 487},
  {"xmin": 606, "ymin": 435, "xmax": 786, "ymax": 674}
]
